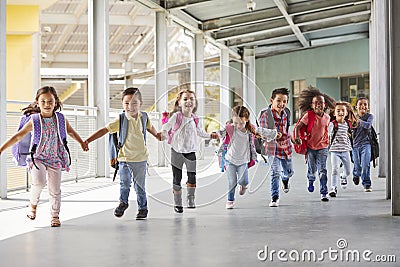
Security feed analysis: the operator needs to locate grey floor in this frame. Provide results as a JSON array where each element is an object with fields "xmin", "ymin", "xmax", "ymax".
[{"xmin": 0, "ymin": 150, "xmax": 399, "ymax": 267}]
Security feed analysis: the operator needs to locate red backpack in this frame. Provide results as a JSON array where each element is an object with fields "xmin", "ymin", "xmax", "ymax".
[{"xmin": 292, "ymin": 110, "xmax": 316, "ymax": 155}]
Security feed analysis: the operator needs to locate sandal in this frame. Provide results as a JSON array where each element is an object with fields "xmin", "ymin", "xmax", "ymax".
[
  {"xmin": 26, "ymin": 204, "xmax": 37, "ymax": 220},
  {"xmin": 51, "ymin": 217, "xmax": 61, "ymax": 227}
]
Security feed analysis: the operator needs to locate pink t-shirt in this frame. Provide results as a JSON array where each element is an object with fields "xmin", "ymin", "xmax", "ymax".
[{"xmin": 300, "ymin": 111, "xmax": 330, "ymax": 150}]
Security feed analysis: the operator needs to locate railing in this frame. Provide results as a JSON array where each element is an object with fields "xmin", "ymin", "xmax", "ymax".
[{"xmin": 4, "ymin": 101, "xmax": 98, "ymax": 192}]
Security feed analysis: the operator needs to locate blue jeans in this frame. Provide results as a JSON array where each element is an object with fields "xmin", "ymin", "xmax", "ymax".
[
  {"xmin": 270, "ymin": 157, "xmax": 293, "ymax": 199},
  {"xmin": 306, "ymin": 148, "xmax": 328, "ymax": 195},
  {"xmin": 330, "ymin": 151, "xmax": 351, "ymax": 189},
  {"xmin": 225, "ymin": 160, "xmax": 248, "ymax": 201},
  {"xmin": 118, "ymin": 161, "xmax": 147, "ymax": 210},
  {"xmin": 353, "ymin": 144, "xmax": 371, "ymax": 187}
]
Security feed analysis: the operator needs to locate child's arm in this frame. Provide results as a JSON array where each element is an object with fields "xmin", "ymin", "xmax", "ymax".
[
  {"xmin": 293, "ymin": 121, "xmax": 305, "ymax": 145},
  {"xmin": 357, "ymin": 114, "xmax": 374, "ymax": 129},
  {"xmin": 256, "ymin": 127, "xmax": 278, "ymax": 142},
  {"xmin": 160, "ymin": 113, "xmax": 176, "ymax": 141},
  {"xmin": 147, "ymin": 125, "xmax": 162, "ymax": 141},
  {"xmin": 85, "ymin": 127, "xmax": 109, "ymax": 145},
  {"xmin": 0, "ymin": 121, "xmax": 33, "ymax": 154},
  {"xmin": 66, "ymin": 120, "xmax": 89, "ymax": 151}
]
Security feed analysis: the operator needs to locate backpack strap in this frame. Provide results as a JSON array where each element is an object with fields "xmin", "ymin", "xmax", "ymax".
[
  {"xmin": 30, "ymin": 114, "xmax": 42, "ymax": 169},
  {"xmin": 330, "ymin": 120, "xmax": 339, "ymax": 145},
  {"xmin": 55, "ymin": 112, "xmax": 71, "ymax": 166},
  {"xmin": 118, "ymin": 112, "xmax": 128, "ymax": 148},
  {"xmin": 284, "ymin": 107, "xmax": 291, "ymax": 133},
  {"xmin": 224, "ymin": 124, "xmax": 234, "ymax": 145},
  {"xmin": 140, "ymin": 111, "xmax": 148, "ymax": 143}
]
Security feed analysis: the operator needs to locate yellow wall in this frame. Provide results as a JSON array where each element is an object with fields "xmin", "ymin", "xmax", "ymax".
[{"xmin": 6, "ymin": 5, "xmax": 39, "ymax": 107}]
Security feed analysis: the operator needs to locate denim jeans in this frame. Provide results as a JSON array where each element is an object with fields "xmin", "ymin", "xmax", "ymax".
[
  {"xmin": 306, "ymin": 148, "xmax": 328, "ymax": 195},
  {"xmin": 270, "ymin": 157, "xmax": 293, "ymax": 199},
  {"xmin": 225, "ymin": 160, "xmax": 248, "ymax": 201},
  {"xmin": 118, "ymin": 161, "xmax": 147, "ymax": 210},
  {"xmin": 330, "ymin": 151, "xmax": 351, "ymax": 189},
  {"xmin": 352, "ymin": 144, "xmax": 371, "ymax": 187}
]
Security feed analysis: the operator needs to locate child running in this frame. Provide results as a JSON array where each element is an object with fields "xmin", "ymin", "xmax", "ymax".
[
  {"xmin": 218, "ymin": 106, "xmax": 277, "ymax": 209},
  {"xmin": 161, "ymin": 89, "xmax": 218, "ymax": 213},
  {"xmin": 258, "ymin": 88, "xmax": 293, "ymax": 207},
  {"xmin": 85, "ymin": 87, "xmax": 160, "ymax": 220},
  {"xmin": 352, "ymin": 97, "xmax": 374, "ymax": 192},
  {"xmin": 0, "ymin": 86, "xmax": 88, "ymax": 227},
  {"xmin": 293, "ymin": 86, "xmax": 335, "ymax": 201},
  {"xmin": 328, "ymin": 101, "xmax": 358, "ymax": 197}
]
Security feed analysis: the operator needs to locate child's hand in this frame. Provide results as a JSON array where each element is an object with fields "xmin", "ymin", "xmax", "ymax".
[
  {"xmin": 156, "ymin": 132, "xmax": 163, "ymax": 141},
  {"xmin": 159, "ymin": 132, "xmax": 167, "ymax": 141},
  {"xmin": 276, "ymin": 132, "xmax": 283, "ymax": 139},
  {"xmin": 294, "ymin": 138, "xmax": 302, "ymax": 145},
  {"xmin": 210, "ymin": 132, "xmax": 219, "ymax": 139},
  {"xmin": 81, "ymin": 141, "xmax": 89, "ymax": 151}
]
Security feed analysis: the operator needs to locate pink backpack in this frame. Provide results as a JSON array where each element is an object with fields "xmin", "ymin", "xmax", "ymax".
[{"xmin": 167, "ymin": 111, "xmax": 199, "ymax": 144}]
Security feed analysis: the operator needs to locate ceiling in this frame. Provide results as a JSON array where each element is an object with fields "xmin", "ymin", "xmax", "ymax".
[{"xmin": 8, "ymin": 0, "xmax": 371, "ymax": 108}]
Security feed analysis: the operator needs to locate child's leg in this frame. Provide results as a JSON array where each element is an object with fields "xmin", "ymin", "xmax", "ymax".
[
  {"xmin": 281, "ymin": 158, "xmax": 294, "ymax": 182},
  {"xmin": 183, "ymin": 152, "xmax": 197, "ymax": 208},
  {"xmin": 341, "ymin": 151, "xmax": 352, "ymax": 179},
  {"xmin": 270, "ymin": 157, "xmax": 282, "ymax": 199},
  {"xmin": 306, "ymin": 149, "xmax": 317, "ymax": 183},
  {"xmin": 316, "ymin": 148, "xmax": 329, "ymax": 195},
  {"xmin": 130, "ymin": 161, "xmax": 148, "ymax": 211},
  {"xmin": 29, "ymin": 161, "xmax": 47, "ymax": 206},
  {"xmin": 237, "ymin": 163, "xmax": 249, "ymax": 187},
  {"xmin": 46, "ymin": 165, "xmax": 62, "ymax": 218},
  {"xmin": 225, "ymin": 160, "xmax": 238, "ymax": 201},
  {"xmin": 352, "ymin": 147, "xmax": 362, "ymax": 179},
  {"xmin": 360, "ymin": 144, "xmax": 372, "ymax": 187},
  {"xmin": 171, "ymin": 149, "xmax": 184, "ymax": 187},
  {"xmin": 330, "ymin": 152, "xmax": 341, "ymax": 190},
  {"xmin": 118, "ymin": 162, "xmax": 133, "ymax": 205}
]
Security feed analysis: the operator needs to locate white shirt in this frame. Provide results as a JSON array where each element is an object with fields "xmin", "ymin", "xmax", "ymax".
[
  {"xmin": 225, "ymin": 128, "xmax": 250, "ymax": 165},
  {"xmin": 162, "ymin": 112, "xmax": 211, "ymax": 153}
]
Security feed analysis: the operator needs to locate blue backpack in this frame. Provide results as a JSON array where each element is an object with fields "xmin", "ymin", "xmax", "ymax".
[
  {"xmin": 11, "ymin": 112, "xmax": 70, "ymax": 169},
  {"xmin": 109, "ymin": 111, "xmax": 148, "ymax": 181}
]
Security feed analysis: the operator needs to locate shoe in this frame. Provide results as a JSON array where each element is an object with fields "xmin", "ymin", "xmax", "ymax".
[
  {"xmin": 51, "ymin": 217, "xmax": 61, "ymax": 227},
  {"xmin": 226, "ymin": 201, "xmax": 234, "ymax": 209},
  {"xmin": 269, "ymin": 196, "xmax": 279, "ymax": 207},
  {"xmin": 174, "ymin": 206, "xmax": 183, "ymax": 213},
  {"xmin": 114, "ymin": 202, "xmax": 129, "ymax": 217},
  {"xmin": 27, "ymin": 204, "xmax": 37, "ymax": 220},
  {"xmin": 239, "ymin": 185, "xmax": 247, "ymax": 195},
  {"xmin": 321, "ymin": 194, "xmax": 329, "ymax": 202},
  {"xmin": 282, "ymin": 180, "xmax": 290, "ymax": 193},
  {"xmin": 353, "ymin": 176, "xmax": 360, "ymax": 185},
  {"xmin": 328, "ymin": 188, "xmax": 337, "ymax": 197},
  {"xmin": 307, "ymin": 181, "xmax": 314, "ymax": 193},
  {"xmin": 364, "ymin": 185, "xmax": 372, "ymax": 192},
  {"xmin": 340, "ymin": 177, "xmax": 348, "ymax": 189},
  {"xmin": 136, "ymin": 209, "xmax": 148, "ymax": 220}
]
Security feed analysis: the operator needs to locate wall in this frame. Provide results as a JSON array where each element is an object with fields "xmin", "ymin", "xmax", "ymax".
[{"xmin": 255, "ymin": 39, "xmax": 369, "ymax": 113}]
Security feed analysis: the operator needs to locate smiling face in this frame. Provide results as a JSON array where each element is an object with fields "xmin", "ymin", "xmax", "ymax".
[
  {"xmin": 37, "ymin": 92, "xmax": 56, "ymax": 118},
  {"xmin": 232, "ymin": 115, "xmax": 248, "ymax": 132},
  {"xmin": 270, "ymin": 93, "xmax": 288, "ymax": 114},
  {"xmin": 334, "ymin": 104, "xmax": 348, "ymax": 122},
  {"xmin": 356, "ymin": 99, "xmax": 369, "ymax": 117},
  {"xmin": 311, "ymin": 95, "xmax": 326, "ymax": 115},
  {"xmin": 122, "ymin": 94, "xmax": 142, "ymax": 116},
  {"xmin": 179, "ymin": 92, "xmax": 196, "ymax": 114}
]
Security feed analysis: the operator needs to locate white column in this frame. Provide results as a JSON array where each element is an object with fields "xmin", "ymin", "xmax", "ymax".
[
  {"xmin": 390, "ymin": 0, "xmax": 400, "ymax": 215},
  {"xmin": 0, "ymin": 0, "xmax": 7, "ymax": 198},
  {"xmin": 191, "ymin": 33, "xmax": 205, "ymax": 159},
  {"xmin": 242, "ymin": 47, "xmax": 256, "ymax": 119},
  {"xmin": 88, "ymin": 0, "xmax": 110, "ymax": 177},
  {"xmin": 220, "ymin": 48, "xmax": 231, "ymax": 126},
  {"xmin": 155, "ymin": 12, "xmax": 168, "ymax": 167}
]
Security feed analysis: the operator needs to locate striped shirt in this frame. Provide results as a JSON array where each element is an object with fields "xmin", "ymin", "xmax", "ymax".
[
  {"xmin": 258, "ymin": 108, "xmax": 292, "ymax": 159},
  {"xmin": 328, "ymin": 121, "xmax": 352, "ymax": 152}
]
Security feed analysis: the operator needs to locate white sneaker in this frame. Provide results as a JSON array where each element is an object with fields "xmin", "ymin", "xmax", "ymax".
[
  {"xmin": 226, "ymin": 201, "xmax": 234, "ymax": 209},
  {"xmin": 340, "ymin": 177, "xmax": 348, "ymax": 189},
  {"xmin": 239, "ymin": 185, "xmax": 247, "ymax": 195},
  {"xmin": 269, "ymin": 198, "xmax": 279, "ymax": 207}
]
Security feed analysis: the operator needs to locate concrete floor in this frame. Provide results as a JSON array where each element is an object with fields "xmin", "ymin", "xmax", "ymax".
[{"xmin": 0, "ymin": 149, "xmax": 399, "ymax": 267}]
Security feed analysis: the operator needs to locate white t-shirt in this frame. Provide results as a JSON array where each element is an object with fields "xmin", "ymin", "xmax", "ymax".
[
  {"xmin": 328, "ymin": 121, "xmax": 352, "ymax": 152},
  {"xmin": 225, "ymin": 128, "xmax": 250, "ymax": 165},
  {"xmin": 162, "ymin": 112, "xmax": 210, "ymax": 153}
]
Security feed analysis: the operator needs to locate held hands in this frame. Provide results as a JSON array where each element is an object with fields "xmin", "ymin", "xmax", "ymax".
[
  {"xmin": 80, "ymin": 140, "xmax": 89, "ymax": 151},
  {"xmin": 210, "ymin": 132, "xmax": 219, "ymax": 139},
  {"xmin": 294, "ymin": 138, "xmax": 302, "ymax": 145},
  {"xmin": 276, "ymin": 132, "xmax": 283, "ymax": 139}
]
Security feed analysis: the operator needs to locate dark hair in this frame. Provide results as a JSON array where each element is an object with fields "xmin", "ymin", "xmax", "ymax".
[
  {"xmin": 356, "ymin": 97, "xmax": 369, "ymax": 105},
  {"xmin": 231, "ymin": 105, "xmax": 259, "ymax": 137},
  {"xmin": 297, "ymin": 86, "xmax": 335, "ymax": 114},
  {"xmin": 271, "ymin": 87, "xmax": 289, "ymax": 99},
  {"xmin": 25, "ymin": 86, "xmax": 62, "ymax": 114},
  {"xmin": 122, "ymin": 87, "xmax": 142, "ymax": 102},
  {"xmin": 172, "ymin": 89, "xmax": 198, "ymax": 114}
]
